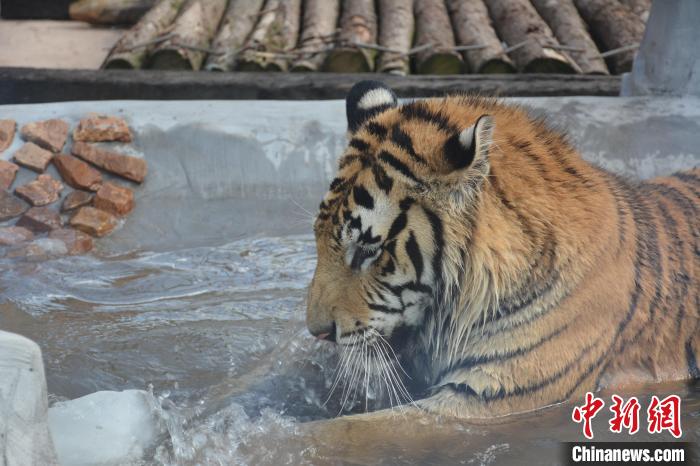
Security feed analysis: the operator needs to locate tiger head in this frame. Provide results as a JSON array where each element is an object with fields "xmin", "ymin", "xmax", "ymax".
[{"xmin": 307, "ymin": 81, "xmax": 495, "ymax": 353}]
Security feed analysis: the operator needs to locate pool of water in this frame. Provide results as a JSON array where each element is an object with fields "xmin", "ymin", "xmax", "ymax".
[
  {"xmin": 1, "ymin": 234, "xmax": 698, "ymax": 465},
  {"xmin": 0, "ymin": 99, "xmax": 698, "ymax": 465}
]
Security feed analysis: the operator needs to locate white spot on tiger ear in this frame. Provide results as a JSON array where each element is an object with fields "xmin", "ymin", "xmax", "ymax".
[
  {"xmin": 357, "ymin": 88, "xmax": 396, "ymax": 110},
  {"xmin": 475, "ymin": 115, "xmax": 494, "ymax": 146},
  {"xmin": 458, "ymin": 125, "xmax": 476, "ymax": 149},
  {"xmin": 458, "ymin": 115, "xmax": 494, "ymax": 151}
]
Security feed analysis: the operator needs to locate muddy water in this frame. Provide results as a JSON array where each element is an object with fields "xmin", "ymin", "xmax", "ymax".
[{"xmin": 0, "ymin": 234, "xmax": 697, "ymax": 465}]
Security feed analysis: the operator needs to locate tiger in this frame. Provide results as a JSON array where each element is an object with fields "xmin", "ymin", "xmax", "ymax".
[{"xmin": 305, "ymin": 80, "xmax": 699, "ymax": 430}]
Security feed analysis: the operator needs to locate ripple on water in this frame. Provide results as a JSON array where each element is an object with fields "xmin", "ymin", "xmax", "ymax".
[{"xmin": 0, "ymin": 234, "xmax": 698, "ymax": 465}]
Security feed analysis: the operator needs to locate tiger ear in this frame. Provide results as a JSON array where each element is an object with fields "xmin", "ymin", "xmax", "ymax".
[
  {"xmin": 346, "ymin": 81, "xmax": 398, "ymax": 133},
  {"xmin": 436, "ymin": 115, "xmax": 494, "ymax": 208},
  {"xmin": 443, "ymin": 115, "xmax": 494, "ymax": 171}
]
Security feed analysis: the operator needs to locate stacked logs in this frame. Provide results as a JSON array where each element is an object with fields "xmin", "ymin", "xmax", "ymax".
[
  {"xmin": 99, "ymin": 0, "xmax": 650, "ymax": 75},
  {"xmin": 290, "ymin": 0, "xmax": 340, "ymax": 72},
  {"xmin": 149, "ymin": 0, "xmax": 229, "ymax": 70},
  {"xmin": 324, "ymin": 0, "xmax": 377, "ymax": 72},
  {"xmin": 103, "ymin": 0, "xmax": 186, "ymax": 69}
]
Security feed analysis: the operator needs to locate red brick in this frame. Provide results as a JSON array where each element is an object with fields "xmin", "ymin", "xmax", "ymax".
[
  {"xmin": 20, "ymin": 119, "xmax": 69, "ymax": 153},
  {"xmin": 73, "ymin": 115, "xmax": 132, "ymax": 143},
  {"xmin": 69, "ymin": 206, "xmax": 117, "ymax": 237},
  {"xmin": 13, "ymin": 142, "xmax": 53, "ymax": 172},
  {"xmin": 53, "ymin": 153, "xmax": 102, "ymax": 191},
  {"xmin": 15, "ymin": 174, "xmax": 63, "ymax": 206},
  {"xmin": 72, "ymin": 142, "xmax": 147, "ymax": 183},
  {"xmin": 0, "ymin": 226, "xmax": 34, "ymax": 246},
  {"xmin": 61, "ymin": 190, "xmax": 93, "ymax": 212},
  {"xmin": 94, "ymin": 182, "xmax": 134, "ymax": 216},
  {"xmin": 0, "ymin": 119, "xmax": 16, "ymax": 153},
  {"xmin": 0, "ymin": 190, "xmax": 28, "ymax": 221},
  {"xmin": 0, "ymin": 160, "xmax": 19, "ymax": 190},
  {"xmin": 16, "ymin": 206, "xmax": 62, "ymax": 233},
  {"xmin": 49, "ymin": 228, "xmax": 94, "ymax": 255}
]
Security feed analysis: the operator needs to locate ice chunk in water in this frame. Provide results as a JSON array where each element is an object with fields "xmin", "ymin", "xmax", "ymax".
[
  {"xmin": 0, "ymin": 330, "xmax": 58, "ymax": 465},
  {"xmin": 48, "ymin": 390, "xmax": 163, "ymax": 466}
]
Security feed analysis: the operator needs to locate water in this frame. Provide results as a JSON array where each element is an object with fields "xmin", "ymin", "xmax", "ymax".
[{"xmin": 1, "ymin": 234, "xmax": 698, "ymax": 465}]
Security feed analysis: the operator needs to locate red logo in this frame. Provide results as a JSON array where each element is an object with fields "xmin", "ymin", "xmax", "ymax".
[
  {"xmin": 572, "ymin": 392, "xmax": 605, "ymax": 439},
  {"xmin": 572, "ymin": 393, "xmax": 683, "ymax": 439},
  {"xmin": 647, "ymin": 395, "xmax": 682, "ymax": 438},
  {"xmin": 609, "ymin": 395, "xmax": 641, "ymax": 435}
]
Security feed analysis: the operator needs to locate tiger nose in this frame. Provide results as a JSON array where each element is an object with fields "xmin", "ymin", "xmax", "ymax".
[{"xmin": 308, "ymin": 321, "xmax": 337, "ymax": 342}]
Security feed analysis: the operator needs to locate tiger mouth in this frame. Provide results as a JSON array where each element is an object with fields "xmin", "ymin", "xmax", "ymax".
[
  {"xmin": 337, "ymin": 325, "xmax": 413, "ymax": 355},
  {"xmin": 326, "ymin": 326, "xmax": 416, "ymax": 411},
  {"xmin": 337, "ymin": 327, "xmax": 382, "ymax": 347}
]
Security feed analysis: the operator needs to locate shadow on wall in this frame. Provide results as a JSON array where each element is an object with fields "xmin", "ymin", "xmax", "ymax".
[
  {"xmin": 104, "ymin": 119, "xmax": 345, "ymax": 253},
  {"xmin": 547, "ymin": 100, "xmax": 700, "ymax": 178}
]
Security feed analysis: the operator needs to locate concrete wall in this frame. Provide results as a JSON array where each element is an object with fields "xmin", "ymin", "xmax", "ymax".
[
  {"xmin": 1, "ymin": 97, "xmax": 698, "ymax": 254},
  {"xmin": 622, "ymin": 0, "xmax": 700, "ymax": 97}
]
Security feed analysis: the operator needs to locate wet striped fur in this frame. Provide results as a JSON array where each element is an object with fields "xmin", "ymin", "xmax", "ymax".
[{"xmin": 307, "ymin": 81, "xmax": 700, "ymax": 419}]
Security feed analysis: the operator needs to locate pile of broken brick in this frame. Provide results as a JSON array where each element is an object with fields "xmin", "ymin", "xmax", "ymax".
[{"xmin": 0, "ymin": 115, "xmax": 147, "ymax": 258}]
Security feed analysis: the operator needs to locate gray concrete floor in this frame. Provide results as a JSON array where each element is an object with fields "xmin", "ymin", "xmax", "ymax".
[{"xmin": 0, "ymin": 20, "xmax": 124, "ymax": 69}]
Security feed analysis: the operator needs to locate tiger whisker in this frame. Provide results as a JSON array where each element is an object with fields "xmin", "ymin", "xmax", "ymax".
[
  {"xmin": 373, "ymin": 343, "xmax": 397, "ymax": 411},
  {"xmin": 364, "ymin": 333, "xmax": 370, "ymax": 412},
  {"xmin": 378, "ymin": 347, "xmax": 413, "ymax": 409},
  {"xmin": 339, "ymin": 335, "xmax": 365, "ymax": 412},
  {"xmin": 375, "ymin": 345, "xmax": 398, "ymax": 410},
  {"xmin": 324, "ymin": 327, "xmax": 415, "ymax": 416},
  {"xmin": 372, "ymin": 333, "xmax": 414, "ymax": 408},
  {"xmin": 289, "ymin": 198, "xmax": 316, "ymax": 221},
  {"xmin": 374, "ymin": 330, "xmax": 412, "ymax": 380},
  {"xmin": 371, "ymin": 335, "xmax": 406, "ymax": 411},
  {"xmin": 345, "ymin": 338, "xmax": 364, "ymax": 410},
  {"xmin": 354, "ymin": 336, "xmax": 369, "ymax": 410},
  {"xmin": 337, "ymin": 337, "xmax": 360, "ymax": 409},
  {"xmin": 324, "ymin": 333, "xmax": 356, "ymax": 407}
]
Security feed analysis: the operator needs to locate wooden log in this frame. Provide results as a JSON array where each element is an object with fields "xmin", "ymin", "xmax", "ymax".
[
  {"xmin": 483, "ymin": 0, "xmax": 579, "ymax": 73},
  {"xmin": 323, "ymin": 0, "xmax": 377, "ymax": 73},
  {"xmin": 149, "ymin": 0, "xmax": 228, "ymax": 70},
  {"xmin": 531, "ymin": 0, "xmax": 608, "ymax": 75},
  {"xmin": 291, "ymin": 0, "xmax": 340, "ymax": 72},
  {"xmin": 204, "ymin": 0, "xmax": 266, "ymax": 71},
  {"xmin": 413, "ymin": 0, "xmax": 463, "ymax": 74},
  {"xmin": 375, "ymin": 0, "xmax": 413, "ymax": 75},
  {"xmin": 619, "ymin": 0, "xmax": 651, "ymax": 22},
  {"xmin": 69, "ymin": 0, "xmax": 156, "ymax": 24},
  {"xmin": 237, "ymin": 0, "xmax": 303, "ymax": 72},
  {"xmin": 446, "ymin": 0, "xmax": 515, "ymax": 74},
  {"xmin": 102, "ymin": 0, "xmax": 185, "ymax": 69},
  {"xmin": 573, "ymin": 0, "xmax": 645, "ymax": 74}
]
